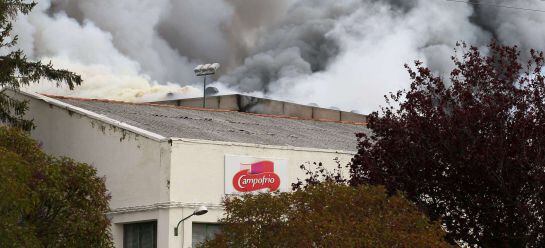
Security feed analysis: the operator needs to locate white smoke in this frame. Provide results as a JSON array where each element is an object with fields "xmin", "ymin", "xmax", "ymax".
[
  {"xmin": 15, "ymin": 0, "xmax": 201, "ymax": 102},
  {"xmin": 11, "ymin": 0, "xmax": 545, "ymax": 111}
]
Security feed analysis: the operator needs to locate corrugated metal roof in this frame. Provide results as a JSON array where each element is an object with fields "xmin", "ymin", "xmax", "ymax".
[{"xmin": 52, "ymin": 96, "xmax": 369, "ymax": 152}]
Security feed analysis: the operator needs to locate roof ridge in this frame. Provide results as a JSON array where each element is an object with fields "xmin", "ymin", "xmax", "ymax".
[{"xmin": 42, "ymin": 94, "xmax": 367, "ymax": 126}]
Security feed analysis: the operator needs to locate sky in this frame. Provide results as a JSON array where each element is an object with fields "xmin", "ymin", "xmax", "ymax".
[{"xmin": 11, "ymin": 0, "xmax": 545, "ymax": 113}]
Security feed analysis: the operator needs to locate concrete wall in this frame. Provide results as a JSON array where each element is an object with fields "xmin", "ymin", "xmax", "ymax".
[
  {"xmin": 169, "ymin": 138, "xmax": 355, "ymax": 247},
  {"xmin": 154, "ymin": 95, "xmax": 368, "ymax": 123},
  {"xmin": 157, "ymin": 95, "xmax": 239, "ymax": 111}
]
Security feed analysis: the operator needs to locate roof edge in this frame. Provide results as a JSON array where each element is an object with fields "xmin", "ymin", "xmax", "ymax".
[{"xmin": 7, "ymin": 89, "xmax": 167, "ymax": 142}]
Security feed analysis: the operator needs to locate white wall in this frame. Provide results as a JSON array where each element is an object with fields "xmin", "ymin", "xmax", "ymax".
[
  {"xmin": 17, "ymin": 93, "xmax": 171, "ymax": 209},
  {"xmin": 10, "ymin": 92, "xmax": 173, "ymax": 248},
  {"xmin": 169, "ymin": 139, "xmax": 355, "ymax": 247}
]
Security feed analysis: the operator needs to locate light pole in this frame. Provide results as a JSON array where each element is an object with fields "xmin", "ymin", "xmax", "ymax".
[
  {"xmin": 194, "ymin": 63, "xmax": 220, "ymax": 108},
  {"xmin": 174, "ymin": 205, "xmax": 208, "ymax": 236}
]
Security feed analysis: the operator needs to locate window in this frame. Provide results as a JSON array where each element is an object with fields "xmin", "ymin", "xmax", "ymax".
[
  {"xmin": 192, "ymin": 223, "xmax": 222, "ymax": 247},
  {"xmin": 123, "ymin": 221, "xmax": 157, "ymax": 248}
]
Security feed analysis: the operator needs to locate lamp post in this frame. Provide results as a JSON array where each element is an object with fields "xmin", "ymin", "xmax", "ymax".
[
  {"xmin": 174, "ymin": 205, "xmax": 208, "ymax": 236},
  {"xmin": 194, "ymin": 63, "xmax": 220, "ymax": 108}
]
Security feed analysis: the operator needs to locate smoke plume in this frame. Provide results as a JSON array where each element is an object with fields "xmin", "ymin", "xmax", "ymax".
[{"xmin": 11, "ymin": 0, "xmax": 545, "ymax": 112}]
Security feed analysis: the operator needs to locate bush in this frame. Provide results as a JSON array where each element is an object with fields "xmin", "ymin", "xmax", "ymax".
[
  {"xmin": 0, "ymin": 126, "xmax": 113, "ymax": 247},
  {"xmin": 201, "ymin": 183, "xmax": 450, "ymax": 248}
]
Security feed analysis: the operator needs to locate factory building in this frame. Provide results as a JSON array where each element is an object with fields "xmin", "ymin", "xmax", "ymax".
[{"xmin": 6, "ymin": 89, "xmax": 368, "ymax": 248}]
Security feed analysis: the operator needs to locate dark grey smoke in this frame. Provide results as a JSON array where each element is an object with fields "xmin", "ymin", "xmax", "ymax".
[
  {"xmin": 12, "ymin": 0, "xmax": 545, "ymax": 111},
  {"xmin": 470, "ymin": 0, "xmax": 545, "ymax": 53},
  {"xmin": 205, "ymin": 86, "xmax": 219, "ymax": 96},
  {"xmin": 220, "ymin": 0, "xmax": 358, "ymax": 92}
]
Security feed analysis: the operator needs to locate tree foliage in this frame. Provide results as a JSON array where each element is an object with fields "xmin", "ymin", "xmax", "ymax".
[
  {"xmin": 200, "ymin": 183, "xmax": 450, "ymax": 248},
  {"xmin": 0, "ymin": 126, "xmax": 113, "ymax": 247},
  {"xmin": 0, "ymin": 0, "xmax": 81, "ymax": 130},
  {"xmin": 349, "ymin": 42, "xmax": 545, "ymax": 247},
  {"xmin": 291, "ymin": 160, "xmax": 348, "ymax": 190}
]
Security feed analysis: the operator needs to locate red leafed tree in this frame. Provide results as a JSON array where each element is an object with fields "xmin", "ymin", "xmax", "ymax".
[{"xmin": 349, "ymin": 42, "xmax": 545, "ymax": 247}]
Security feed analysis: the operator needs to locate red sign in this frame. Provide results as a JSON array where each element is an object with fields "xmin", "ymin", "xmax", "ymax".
[{"xmin": 232, "ymin": 161, "xmax": 281, "ymax": 192}]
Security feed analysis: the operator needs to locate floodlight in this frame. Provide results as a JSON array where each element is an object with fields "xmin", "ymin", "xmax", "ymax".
[{"xmin": 194, "ymin": 63, "xmax": 221, "ymax": 108}]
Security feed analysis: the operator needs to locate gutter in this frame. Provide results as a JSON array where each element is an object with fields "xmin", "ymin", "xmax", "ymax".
[{"xmin": 170, "ymin": 137, "xmax": 357, "ymax": 155}]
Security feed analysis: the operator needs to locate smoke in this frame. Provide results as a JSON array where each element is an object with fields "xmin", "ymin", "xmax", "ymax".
[{"xmin": 11, "ymin": 0, "xmax": 545, "ymax": 111}]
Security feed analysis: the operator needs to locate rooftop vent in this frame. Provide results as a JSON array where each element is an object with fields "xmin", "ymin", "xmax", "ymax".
[{"xmin": 204, "ymin": 87, "xmax": 219, "ymax": 96}]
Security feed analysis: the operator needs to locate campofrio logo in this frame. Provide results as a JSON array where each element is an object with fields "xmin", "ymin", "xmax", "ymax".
[{"xmin": 232, "ymin": 160, "xmax": 281, "ymax": 192}]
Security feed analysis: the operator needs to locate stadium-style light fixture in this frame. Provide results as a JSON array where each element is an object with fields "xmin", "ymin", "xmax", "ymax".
[
  {"xmin": 174, "ymin": 205, "xmax": 208, "ymax": 236},
  {"xmin": 194, "ymin": 63, "xmax": 220, "ymax": 108}
]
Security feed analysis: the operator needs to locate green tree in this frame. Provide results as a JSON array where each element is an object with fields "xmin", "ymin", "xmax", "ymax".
[
  {"xmin": 0, "ymin": 126, "xmax": 113, "ymax": 247},
  {"xmin": 201, "ymin": 182, "xmax": 451, "ymax": 248},
  {"xmin": 0, "ymin": 0, "xmax": 81, "ymax": 130}
]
